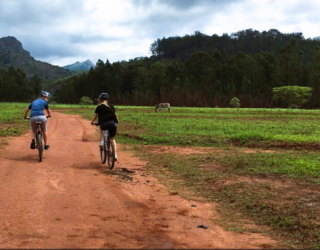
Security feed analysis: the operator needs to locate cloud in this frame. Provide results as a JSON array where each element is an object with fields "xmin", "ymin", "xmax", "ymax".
[{"xmin": 0, "ymin": 0, "xmax": 320, "ymax": 67}]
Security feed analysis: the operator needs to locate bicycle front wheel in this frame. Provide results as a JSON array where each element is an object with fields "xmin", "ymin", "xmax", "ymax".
[
  {"xmin": 36, "ymin": 133, "xmax": 43, "ymax": 162},
  {"xmin": 100, "ymin": 138, "xmax": 107, "ymax": 164},
  {"xmin": 107, "ymin": 139, "xmax": 115, "ymax": 169}
]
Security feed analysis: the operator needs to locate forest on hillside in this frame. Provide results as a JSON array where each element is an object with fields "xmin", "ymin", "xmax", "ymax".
[
  {"xmin": 150, "ymin": 29, "xmax": 320, "ymax": 63},
  {"xmin": 0, "ymin": 66, "xmax": 41, "ymax": 102},
  {"xmin": 2, "ymin": 29, "xmax": 320, "ymax": 108}
]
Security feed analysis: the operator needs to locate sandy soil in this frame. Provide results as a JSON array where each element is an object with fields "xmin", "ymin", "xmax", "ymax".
[{"xmin": 0, "ymin": 111, "xmax": 276, "ymax": 249}]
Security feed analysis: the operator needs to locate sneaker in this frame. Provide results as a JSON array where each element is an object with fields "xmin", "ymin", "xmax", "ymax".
[
  {"xmin": 44, "ymin": 145, "xmax": 50, "ymax": 150},
  {"xmin": 115, "ymin": 153, "xmax": 118, "ymax": 162},
  {"xmin": 30, "ymin": 140, "xmax": 35, "ymax": 149}
]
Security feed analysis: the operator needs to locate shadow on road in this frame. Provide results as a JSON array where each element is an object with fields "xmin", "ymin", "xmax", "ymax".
[
  {"xmin": 4, "ymin": 154, "xmax": 44, "ymax": 163},
  {"xmin": 71, "ymin": 162, "xmax": 135, "ymax": 181}
]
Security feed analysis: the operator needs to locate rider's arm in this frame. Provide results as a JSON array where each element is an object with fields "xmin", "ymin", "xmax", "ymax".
[
  {"xmin": 115, "ymin": 112, "xmax": 119, "ymax": 123},
  {"xmin": 46, "ymin": 108, "xmax": 52, "ymax": 117},
  {"xmin": 24, "ymin": 107, "xmax": 30, "ymax": 119},
  {"xmin": 91, "ymin": 113, "xmax": 98, "ymax": 124}
]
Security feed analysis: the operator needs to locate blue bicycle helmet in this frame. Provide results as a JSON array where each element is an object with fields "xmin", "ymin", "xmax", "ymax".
[{"xmin": 41, "ymin": 91, "xmax": 51, "ymax": 98}]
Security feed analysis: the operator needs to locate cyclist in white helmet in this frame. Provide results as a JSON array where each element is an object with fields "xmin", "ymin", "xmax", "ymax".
[{"xmin": 24, "ymin": 91, "xmax": 52, "ymax": 150}]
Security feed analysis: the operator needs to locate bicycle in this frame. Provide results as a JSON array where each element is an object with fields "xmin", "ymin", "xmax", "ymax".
[
  {"xmin": 94, "ymin": 123, "xmax": 116, "ymax": 169},
  {"xmin": 25, "ymin": 116, "xmax": 50, "ymax": 162}
]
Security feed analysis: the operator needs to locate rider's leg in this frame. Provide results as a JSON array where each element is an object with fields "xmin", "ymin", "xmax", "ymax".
[
  {"xmin": 30, "ymin": 130, "xmax": 36, "ymax": 149},
  {"xmin": 31, "ymin": 130, "xmax": 36, "ymax": 140},
  {"xmin": 30, "ymin": 118, "xmax": 36, "ymax": 140},
  {"xmin": 43, "ymin": 131, "xmax": 48, "ymax": 145},
  {"xmin": 30, "ymin": 119, "xmax": 36, "ymax": 149},
  {"xmin": 99, "ymin": 128, "xmax": 104, "ymax": 145},
  {"xmin": 110, "ymin": 137, "xmax": 117, "ymax": 152},
  {"xmin": 110, "ymin": 137, "xmax": 117, "ymax": 159}
]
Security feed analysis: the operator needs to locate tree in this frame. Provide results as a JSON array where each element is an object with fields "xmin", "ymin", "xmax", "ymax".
[
  {"xmin": 272, "ymin": 86, "xmax": 312, "ymax": 108},
  {"xmin": 230, "ymin": 97, "xmax": 240, "ymax": 108},
  {"xmin": 277, "ymin": 39, "xmax": 303, "ymax": 86},
  {"xmin": 148, "ymin": 63, "xmax": 166, "ymax": 103},
  {"xmin": 30, "ymin": 74, "xmax": 41, "ymax": 99}
]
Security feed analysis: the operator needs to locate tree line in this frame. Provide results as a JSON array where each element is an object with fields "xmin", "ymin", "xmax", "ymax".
[
  {"xmin": 0, "ymin": 66, "xmax": 41, "ymax": 102},
  {"xmin": 54, "ymin": 36, "xmax": 320, "ymax": 108},
  {"xmin": 150, "ymin": 29, "xmax": 320, "ymax": 64},
  {"xmin": 2, "ymin": 29, "xmax": 320, "ymax": 108}
]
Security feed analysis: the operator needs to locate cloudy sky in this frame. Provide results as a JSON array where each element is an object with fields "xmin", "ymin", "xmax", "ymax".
[{"xmin": 1, "ymin": 0, "xmax": 319, "ymax": 67}]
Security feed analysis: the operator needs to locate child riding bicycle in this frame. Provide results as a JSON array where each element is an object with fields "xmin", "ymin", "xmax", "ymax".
[
  {"xmin": 90, "ymin": 93, "xmax": 119, "ymax": 161},
  {"xmin": 24, "ymin": 91, "xmax": 52, "ymax": 150}
]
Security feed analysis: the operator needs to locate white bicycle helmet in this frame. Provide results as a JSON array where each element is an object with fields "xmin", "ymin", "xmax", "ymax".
[{"xmin": 41, "ymin": 91, "xmax": 51, "ymax": 98}]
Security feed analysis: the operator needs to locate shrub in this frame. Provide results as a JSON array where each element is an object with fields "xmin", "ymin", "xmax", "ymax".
[
  {"xmin": 230, "ymin": 97, "xmax": 240, "ymax": 108},
  {"xmin": 79, "ymin": 96, "xmax": 93, "ymax": 105}
]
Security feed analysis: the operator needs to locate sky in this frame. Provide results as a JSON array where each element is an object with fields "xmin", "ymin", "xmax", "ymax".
[{"xmin": 1, "ymin": 0, "xmax": 320, "ymax": 67}]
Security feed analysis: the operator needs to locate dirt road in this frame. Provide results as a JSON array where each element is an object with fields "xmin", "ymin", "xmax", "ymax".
[{"xmin": 0, "ymin": 111, "xmax": 276, "ymax": 249}]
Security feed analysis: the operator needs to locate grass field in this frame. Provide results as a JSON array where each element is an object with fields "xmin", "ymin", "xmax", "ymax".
[{"xmin": 1, "ymin": 102, "xmax": 320, "ymax": 248}]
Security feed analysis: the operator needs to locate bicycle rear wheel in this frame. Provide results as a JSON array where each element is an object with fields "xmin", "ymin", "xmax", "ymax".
[
  {"xmin": 36, "ymin": 133, "xmax": 43, "ymax": 162},
  {"xmin": 107, "ymin": 139, "xmax": 115, "ymax": 169},
  {"xmin": 100, "ymin": 136, "xmax": 107, "ymax": 164}
]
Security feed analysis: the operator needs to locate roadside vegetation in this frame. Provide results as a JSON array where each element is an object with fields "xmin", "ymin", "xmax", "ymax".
[
  {"xmin": 1, "ymin": 103, "xmax": 320, "ymax": 248},
  {"xmin": 0, "ymin": 103, "xmax": 30, "ymax": 136}
]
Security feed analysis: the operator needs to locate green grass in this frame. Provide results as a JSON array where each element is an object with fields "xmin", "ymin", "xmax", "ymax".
[
  {"xmin": 47, "ymin": 105, "xmax": 320, "ymax": 148},
  {"xmin": 119, "ymin": 107, "xmax": 320, "ymax": 146},
  {"xmin": 3, "ymin": 103, "xmax": 320, "ymax": 147},
  {"xmin": 0, "ymin": 102, "xmax": 30, "ymax": 136},
  {"xmin": 219, "ymin": 151, "xmax": 320, "ymax": 179},
  {"xmin": 1, "ymin": 102, "xmax": 320, "ymax": 248}
]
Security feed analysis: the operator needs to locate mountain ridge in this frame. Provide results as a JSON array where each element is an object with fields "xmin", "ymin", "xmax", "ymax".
[
  {"xmin": 63, "ymin": 59, "xmax": 95, "ymax": 71},
  {"xmin": 0, "ymin": 36, "xmax": 72, "ymax": 80}
]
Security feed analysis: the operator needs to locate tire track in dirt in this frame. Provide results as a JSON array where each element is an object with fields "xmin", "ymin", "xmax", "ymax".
[
  {"xmin": 48, "ymin": 116, "xmax": 59, "ymax": 136},
  {"xmin": 72, "ymin": 115, "xmax": 96, "ymax": 161},
  {"xmin": 73, "ymin": 116, "xmax": 89, "ymax": 142}
]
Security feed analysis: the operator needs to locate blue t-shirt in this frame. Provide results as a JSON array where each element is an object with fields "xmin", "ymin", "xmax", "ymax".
[{"xmin": 28, "ymin": 99, "xmax": 49, "ymax": 118}]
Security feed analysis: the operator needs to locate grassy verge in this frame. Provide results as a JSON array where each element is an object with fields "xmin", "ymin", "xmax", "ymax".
[
  {"xmin": 0, "ymin": 102, "xmax": 30, "ymax": 136},
  {"xmin": 130, "ymin": 146, "xmax": 320, "ymax": 249}
]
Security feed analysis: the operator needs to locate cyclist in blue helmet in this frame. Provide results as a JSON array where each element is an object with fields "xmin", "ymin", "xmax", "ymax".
[
  {"xmin": 91, "ymin": 92, "xmax": 119, "ymax": 161},
  {"xmin": 24, "ymin": 91, "xmax": 52, "ymax": 150}
]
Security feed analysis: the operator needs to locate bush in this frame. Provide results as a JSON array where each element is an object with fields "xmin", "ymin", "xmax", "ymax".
[
  {"xmin": 230, "ymin": 97, "xmax": 240, "ymax": 108},
  {"xmin": 79, "ymin": 96, "xmax": 93, "ymax": 105}
]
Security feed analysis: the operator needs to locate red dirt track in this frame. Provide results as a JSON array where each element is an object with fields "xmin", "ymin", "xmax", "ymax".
[{"xmin": 0, "ymin": 111, "xmax": 276, "ymax": 249}]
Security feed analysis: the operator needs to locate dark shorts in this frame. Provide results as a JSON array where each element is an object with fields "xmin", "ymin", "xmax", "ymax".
[{"xmin": 100, "ymin": 121, "xmax": 117, "ymax": 137}]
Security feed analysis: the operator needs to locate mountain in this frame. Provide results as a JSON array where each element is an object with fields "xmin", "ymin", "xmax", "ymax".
[
  {"xmin": 0, "ymin": 36, "xmax": 72, "ymax": 80},
  {"xmin": 63, "ymin": 60, "xmax": 95, "ymax": 71},
  {"xmin": 315, "ymin": 36, "xmax": 320, "ymax": 40}
]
